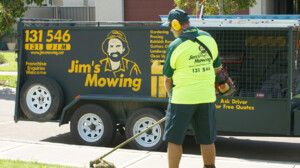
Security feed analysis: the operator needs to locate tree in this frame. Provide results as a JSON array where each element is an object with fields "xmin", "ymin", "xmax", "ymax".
[
  {"xmin": 0, "ymin": 0, "xmax": 43, "ymax": 35},
  {"xmin": 174, "ymin": 0, "xmax": 257, "ymax": 15}
]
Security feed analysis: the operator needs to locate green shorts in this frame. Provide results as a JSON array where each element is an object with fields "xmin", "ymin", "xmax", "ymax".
[{"xmin": 163, "ymin": 103, "xmax": 216, "ymax": 145}]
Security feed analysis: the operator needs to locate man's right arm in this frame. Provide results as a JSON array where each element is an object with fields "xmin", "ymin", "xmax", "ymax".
[
  {"xmin": 213, "ymin": 53, "xmax": 222, "ymax": 74},
  {"xmin": 215, "ymin": 67, "xmax": 222, "ymax": 74}
]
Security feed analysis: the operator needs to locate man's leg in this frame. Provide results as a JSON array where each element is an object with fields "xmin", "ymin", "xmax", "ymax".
[
  {"xmin": 168, "ymin": 142, "xmax": 182, "ymax": 168},
  {"xmin": 201, "ymin": 143, "xmax": 216, "ymax": 168}
]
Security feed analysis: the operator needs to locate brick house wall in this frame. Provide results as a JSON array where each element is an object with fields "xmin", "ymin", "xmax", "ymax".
[
  {"xmin": 124, "ymin": 0, "xmax": 250, "ymax": 21},
  {"xmin": 124, "ymin": 0, "xmax": 177, "ymax": 21}
]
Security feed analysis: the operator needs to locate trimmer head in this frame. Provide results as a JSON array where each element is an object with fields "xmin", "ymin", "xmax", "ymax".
[{"xmin": 90, "ymin": 159, "xmax": 116, "ymax": 168}]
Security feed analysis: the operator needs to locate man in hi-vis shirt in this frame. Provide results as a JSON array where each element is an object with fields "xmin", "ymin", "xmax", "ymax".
[{"xmin": 162, "ymin": 9, "xmax": 222, "ymax": 168}]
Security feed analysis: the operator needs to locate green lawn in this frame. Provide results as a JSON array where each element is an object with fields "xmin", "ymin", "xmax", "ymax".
[
  {"xmin": 0, "ymin": 159, "xmax": 77, "ymax": 168},
  {"xmin": 0, "ymin": 51, "xmax": 17, "ymax": 72},
  {"xmin": 0, "ymin": 51, "xmax": 18, "ymax": 88},
  {"xmin": 0, "ymin": 75, "xmax": 17, "ymax": 88}
]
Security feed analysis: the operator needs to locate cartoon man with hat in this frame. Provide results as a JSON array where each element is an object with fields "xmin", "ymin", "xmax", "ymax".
[{"xmin": 100, "ymin": 30, "xmax": 141, "ymax": 77}]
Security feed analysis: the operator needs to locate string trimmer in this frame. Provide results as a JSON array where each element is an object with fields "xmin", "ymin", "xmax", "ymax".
[{"xmin": 90, "ymin": 117, "xmax": 166, "ymax": 168}]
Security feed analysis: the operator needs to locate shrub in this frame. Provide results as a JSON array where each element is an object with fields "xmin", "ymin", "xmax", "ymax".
[{"xmin": 0, "ymin": 53, "xmax": 6, "ymax": 64}]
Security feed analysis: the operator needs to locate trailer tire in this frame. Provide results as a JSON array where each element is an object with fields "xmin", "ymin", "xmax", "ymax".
[
  {"xmin": 125, "ymin": 108, "xmax": 166, "ymax": 151},
  {"xmin": 20, "ymin": 76, "xmax": 64, "ymax": 120},
  {"xmin": 70, "ymin": 104, "xmax": 116, "ymax": 146}
]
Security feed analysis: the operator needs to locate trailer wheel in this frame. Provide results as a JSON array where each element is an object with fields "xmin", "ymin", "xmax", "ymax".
[
  {"xmin": 125, "ymin": 108, "xmax": 166, "ymax": 151},
  {"xmin": 20, "ymin": 76, "xmax": 64, "ymax": 120},
  {"xmin": 70, "ymin": 104, "xmax": 116, "ymax": 146}
]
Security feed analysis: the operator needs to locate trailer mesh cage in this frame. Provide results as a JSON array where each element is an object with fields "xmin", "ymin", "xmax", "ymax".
[{"xmin": 205, "ymin": 27, "xmax": 300, "ymax": 99}]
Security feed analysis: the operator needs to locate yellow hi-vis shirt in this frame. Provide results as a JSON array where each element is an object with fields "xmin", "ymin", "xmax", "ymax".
[{"xmin": 163, "ymin": 27, "xmax": 222, "ymax": 104}]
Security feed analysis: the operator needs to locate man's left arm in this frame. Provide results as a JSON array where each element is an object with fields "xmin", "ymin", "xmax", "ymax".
[
  {"xmin": 164, "ymin": 77, "xmax": 173, "ymax": 98},
  {"xmin": 163, "ymin": 46, "xmax": 175, "ymax": 98}
]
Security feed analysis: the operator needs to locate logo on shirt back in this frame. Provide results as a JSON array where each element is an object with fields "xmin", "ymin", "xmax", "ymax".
[{"xmin": 189, "ymin": 46, "xmax": 211, "ymax": 64}]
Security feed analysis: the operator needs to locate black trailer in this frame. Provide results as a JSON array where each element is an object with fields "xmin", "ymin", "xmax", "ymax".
[{"xmin": 15, "ymin": 19, "xmax": 300, "ymax": 151}]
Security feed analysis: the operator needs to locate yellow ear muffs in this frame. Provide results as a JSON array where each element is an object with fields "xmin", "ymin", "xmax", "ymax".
[{"xmin": 171, "ymin": 19, "xmax": 181, "ymax": 31}]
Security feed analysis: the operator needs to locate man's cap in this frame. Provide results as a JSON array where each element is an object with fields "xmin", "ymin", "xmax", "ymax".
[{"xmin": 162, "ymin": 9, "xmax": 189, "ymax": 27}]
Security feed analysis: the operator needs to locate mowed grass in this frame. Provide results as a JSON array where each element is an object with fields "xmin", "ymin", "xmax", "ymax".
[
  {"xmin": 0, "ymin": 75, "xmax": 17, "ymax": 88},
  {"xmin": 0, "ymin": 51, "xmax": 17, "ymax": 88},
  {"xmin": 0, "ymin": 51, "xmax": 17, "ymax": 72},
  {"xmin": 0, "ymin": 159, "xmax": 76, "ymax": 168}
]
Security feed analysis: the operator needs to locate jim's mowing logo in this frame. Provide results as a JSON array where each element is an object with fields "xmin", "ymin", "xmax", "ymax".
[{"xmin": 68, "ymin": 30, "xmax": 142, "ymax": 92}]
